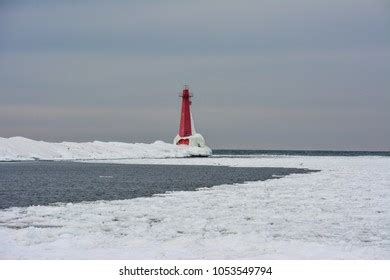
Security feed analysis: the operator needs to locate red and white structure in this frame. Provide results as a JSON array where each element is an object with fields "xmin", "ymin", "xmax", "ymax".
[{"xmin": 174, "ymin": 85, "xmax": 209, "ymax": 150}]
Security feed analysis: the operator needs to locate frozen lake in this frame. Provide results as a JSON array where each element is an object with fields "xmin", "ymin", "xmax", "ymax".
[{"xmin": 0, "ymin": 155, "xmax": 389, "ymax": 259}]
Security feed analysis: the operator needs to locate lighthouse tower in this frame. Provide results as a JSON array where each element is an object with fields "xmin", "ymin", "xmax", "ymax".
[{"xmin": 174, "ymin": 85, "xmax": 209, "ymax": 150}]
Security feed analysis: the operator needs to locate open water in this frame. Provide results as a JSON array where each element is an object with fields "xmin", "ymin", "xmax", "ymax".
[{"xmin": 0, "ymin": 161, "xmax": 314, "ymax": 209}]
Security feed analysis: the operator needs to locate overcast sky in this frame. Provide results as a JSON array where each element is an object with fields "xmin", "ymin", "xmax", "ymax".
[{"xmin": 1, "ymin": 0, "xmax": 389, "ymax": 150}]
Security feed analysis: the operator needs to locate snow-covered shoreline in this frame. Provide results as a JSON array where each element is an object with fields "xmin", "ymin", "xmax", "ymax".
[
  {"xmin": 0, "ymin": 137, "xmax": 212, "ymax": 161},
  {"xmin": 0, "ymin": 155, "xmax": 389, "ymax": 259}
]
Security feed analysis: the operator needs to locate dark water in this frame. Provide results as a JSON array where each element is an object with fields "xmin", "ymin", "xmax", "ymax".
[
  {"xmin": 213, "ymin": 149, "xmax": 390, "ymax": 157},
  {"xmin": 0, "ymin": 162, "xmax": 315, "ymax": 209}
]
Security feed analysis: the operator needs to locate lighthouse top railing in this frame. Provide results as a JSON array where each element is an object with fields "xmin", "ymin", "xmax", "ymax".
[{"xmin": 179, "ymin": 92, "xmax": 194, "ymax": 97}]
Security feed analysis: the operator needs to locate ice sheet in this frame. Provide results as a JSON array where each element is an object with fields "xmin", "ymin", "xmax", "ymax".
[{"xmin": 0, "ymin": 156, "xmax": 389, "ymax": 259}]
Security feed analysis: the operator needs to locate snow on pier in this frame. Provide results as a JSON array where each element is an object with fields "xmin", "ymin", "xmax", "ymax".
[{"xmin": 0, "ymin": 137, "xmax": 212, "ymax": 161}]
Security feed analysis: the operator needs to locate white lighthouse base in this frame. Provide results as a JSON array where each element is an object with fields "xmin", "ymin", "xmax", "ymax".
[{"xmin": 173, "ymin": 133, "xmax": 212, "ymax": 157}]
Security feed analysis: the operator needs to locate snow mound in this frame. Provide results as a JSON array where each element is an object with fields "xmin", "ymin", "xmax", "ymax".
[{"xmin": 0, "ymin": 137, "xmax": 212, "ymax": 161}]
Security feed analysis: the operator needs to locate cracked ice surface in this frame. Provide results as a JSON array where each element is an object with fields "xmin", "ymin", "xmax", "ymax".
[{"xmin": 0, "ymin": 156, "xmax": 389, "ymax": 259}]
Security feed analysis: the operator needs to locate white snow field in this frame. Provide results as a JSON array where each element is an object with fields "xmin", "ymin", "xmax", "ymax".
[
  {"xmin": 0, "ymin": 155, "xmax": 389, "ymax": 259},
  {"xmin": 0, "ymin": 137, "xmax": 212, "ymax": 161}
]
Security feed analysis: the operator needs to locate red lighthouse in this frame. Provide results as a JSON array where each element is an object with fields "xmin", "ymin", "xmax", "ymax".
[
  {"xmin": 177, "ymin": 85, "xmax": 193, "ymax": 145},
  {"xmin": 174, "ymin": 85, "xmax": 210, "ymax": 152}
]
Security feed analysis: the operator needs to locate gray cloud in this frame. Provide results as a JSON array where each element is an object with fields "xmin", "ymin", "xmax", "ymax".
[{"xmin": 0, "ymin": 0, "xmax": 389, "ymax": 150}]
